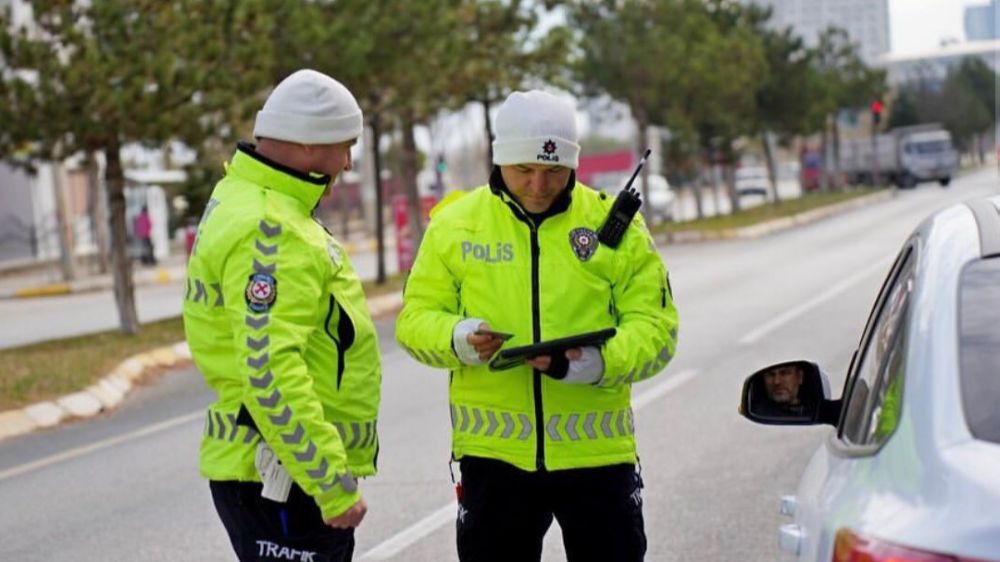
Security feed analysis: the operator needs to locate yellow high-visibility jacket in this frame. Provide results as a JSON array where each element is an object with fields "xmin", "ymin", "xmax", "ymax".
[
  {"xmin": 396, "ymin": 172, "xmax": 678, "ymax": 471},
  {"xmin": 183, "ymin": 143, "xmax": 381, "ymax": 519}
]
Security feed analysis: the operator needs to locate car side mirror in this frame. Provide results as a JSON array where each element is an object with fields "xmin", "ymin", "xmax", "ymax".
[{"xmin": 740, "ymin": 360, "xmax": 839, "ymax": 426}]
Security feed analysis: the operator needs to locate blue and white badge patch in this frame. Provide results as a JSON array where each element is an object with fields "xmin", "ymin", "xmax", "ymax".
[
  {"xmin": 245, "ymin": 273, "xmax": 277, "ymax": 313},
  {"xmin": 569, "ymin": 227, "xmax": 599, "ymax": 262}
]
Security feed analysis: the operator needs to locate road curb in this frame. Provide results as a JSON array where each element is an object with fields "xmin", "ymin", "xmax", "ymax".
[
  {"xmin": 0, "ymin": 341, "xmax": 192, "ymax": 443},
  {"xmin": 0, "ymin": 265, "xmax": 187, "ymax": 301},
  {"xmin": 0, "ymin": 290, "xmax": 403, "ymax": 443},
  {"xmin": 655, "ymin": 189, "xmax": 895, "ymax": 246}
]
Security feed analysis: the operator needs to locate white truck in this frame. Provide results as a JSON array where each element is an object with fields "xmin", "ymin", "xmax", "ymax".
[{"xmin": 839, "ymin": 124, "xmax": 959, "ymax": 188}]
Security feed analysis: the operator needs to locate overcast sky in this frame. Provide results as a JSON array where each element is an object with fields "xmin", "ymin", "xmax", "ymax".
[{"xmin": 890, "ymin": 0, "xmax": 985, "ymax": 54}]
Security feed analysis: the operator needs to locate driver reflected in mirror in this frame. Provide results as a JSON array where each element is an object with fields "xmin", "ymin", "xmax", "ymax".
[
  {"xmin": 741, "ymin": 360, "xmax": 839, "ymax": 425},
  {"xmin": 749, "ymin": 362, "xmax": 822, "ymax": 420},
  {"xmin": 763, "ymin": 364, "xmax": 806, "ymax": 415}
]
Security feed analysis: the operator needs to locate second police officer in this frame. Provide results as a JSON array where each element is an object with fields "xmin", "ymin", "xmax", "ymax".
[
  {"xmin": 396, "ymin": 90, "xmax": 679, "ymax": 562},
  {"xmin": 184, "ymin": 69, "xmax": 381, "ymax": 561}
]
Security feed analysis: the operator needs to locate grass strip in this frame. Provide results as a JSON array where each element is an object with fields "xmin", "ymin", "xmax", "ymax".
[
  {"xmin": 0, "ymin": 273, "xmax": 408, "ymax": 411},
  {"xmin": 653, "ymin": 188, "xmax": 883, "ymax": 234}
]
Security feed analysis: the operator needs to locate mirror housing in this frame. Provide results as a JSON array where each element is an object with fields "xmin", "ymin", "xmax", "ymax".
[{"xmin": 740, "ymin": 360, "xmax": 840, "ymax": 426}]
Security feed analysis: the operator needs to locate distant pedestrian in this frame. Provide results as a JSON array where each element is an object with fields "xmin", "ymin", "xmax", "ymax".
[
  {"xmin": 183, "ymin": 69, "xmax": 381, "ymax": 562},
  {"xmin": 133, "ymin": 205, "xmax": 156, "ymax": 265}
]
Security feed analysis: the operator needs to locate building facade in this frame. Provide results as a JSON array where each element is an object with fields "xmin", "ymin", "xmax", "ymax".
[
  {"xmin": 744, "ymin": 0, "xmax": 891, "ymax": 63},
  {"xmin": 965, "ymin": 1, "xmax": 998, "ymax": 41}
]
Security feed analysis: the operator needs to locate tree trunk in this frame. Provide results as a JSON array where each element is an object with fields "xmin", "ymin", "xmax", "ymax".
[
  {"xmin": 704, "ymin": 144, "xmax": 724, "ymax": 216},
  {"xmin": 722, "ymin": 142, "xmax": 741, "ymax": 214},
  {"xmin": 339, "ymin": 176, "xmax": 351, "ymax": 241},
  {"xmin": 52, "ymin": 161, "xmax": 77, "ymax": 281},
  {"xmin": 86, "ymin": 152, "xmax": 110, "ymax": 274},
  {"xmin": 400, "ymin": 113, "xmax": 425, "ymax": 253},
  {"xmin": 482, "ymin": 97, "xmax": 495, "ymax": 175},
  {"xmin": 761, "ymin": 131, "xmax": 781, "ymax": 205},
  {"xmin": 832, "ymin": 113, "xmax": 842, "ymax": 189},
  {"xmin": 371, "ymin": 117, "xmax": 387, "ymax": 285},
  {"xmin": 691, "ymin": 183, "xmax": 704, "ymax": 220},
  {"xmin": 105, "ymin": 144, "xmax": 139, "ymax": 335},
  {"xmin": 820, "ymin": 118, "xmax": 831, "ymax": 193}
]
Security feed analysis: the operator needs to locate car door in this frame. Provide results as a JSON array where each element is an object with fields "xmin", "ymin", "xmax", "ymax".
[{"xmin": 789, "ymin": 242, "xmax": 917, "ymax": 561}]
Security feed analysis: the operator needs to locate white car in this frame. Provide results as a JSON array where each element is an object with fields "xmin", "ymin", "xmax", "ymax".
[
  {"xmin": 739, "ymin": 196, "xmax": 1000, "ymax": 561},
  {"xmin": 627, "ymin": 174, "xmax": 675, "ymax": 224},
  {"xmin": 735, "ymin": 166, "xmax": 771, "ymax": 198}
]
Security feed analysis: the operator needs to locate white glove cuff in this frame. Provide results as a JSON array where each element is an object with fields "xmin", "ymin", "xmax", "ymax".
[
  {"xmin": 453, "ymin": 318, "xmax": 487, "ymax": 365},
  {"xmin": 564, "ymin": 346, "xmax": 604, "ymax": 384}
]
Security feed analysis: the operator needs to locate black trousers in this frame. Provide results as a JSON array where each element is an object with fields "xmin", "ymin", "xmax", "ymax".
[
  {"xmin": 456, "ymin": 456, "xmax": 646, "ymax": 562},
  {"xmin": 210, "ymin": 480, "xmax": 355, "ymax": 562}
]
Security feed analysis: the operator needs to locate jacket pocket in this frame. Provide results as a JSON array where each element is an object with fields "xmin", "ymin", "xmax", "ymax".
[{"xmin": 324, "ymin": 294, "xmax": 356, "ymax": 389}]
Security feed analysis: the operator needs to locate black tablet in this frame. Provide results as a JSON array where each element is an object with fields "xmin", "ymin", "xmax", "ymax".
[{"xmin": 488, "ymin": 328, "xmax": 616, "ymax": 371}]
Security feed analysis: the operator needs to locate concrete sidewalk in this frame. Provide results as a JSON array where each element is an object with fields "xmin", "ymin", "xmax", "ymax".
[
  {"xmin": 0, "ymin": 289, "xmax": 403, "ymax": 443},
  {"xmin": 0, "ymin": 254, "xmax": 188, "ymax": 300},
  {"xmin": 0, "ymin": 236, "xmax": 392, "ymax": 300}
]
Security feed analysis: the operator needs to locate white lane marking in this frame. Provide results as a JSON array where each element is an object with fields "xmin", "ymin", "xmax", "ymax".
[
  {"xmin": 359, "ymin": 368, "xmax": 699, "ymax": 561},
  {"xmin": 632, "ymin": 368, "xmax": 700, "ymax": 410},
  {"xmin": 738, "ymin": 255, "xmax": 894, "ymax": 346},
  {"xmin": 0, "ymin": 410, "xmax": 203, "ymax": 482},
  {"xmin": 359, "ymin": 501, "xmax": 458, "ymax": 561}
]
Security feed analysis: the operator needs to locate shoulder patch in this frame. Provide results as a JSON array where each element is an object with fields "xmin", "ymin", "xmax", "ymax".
[
  {"xmin": 569, "ymin": 227, "xmax": 599, "ymax": 262},
  {"xmin": 245, "ymin": 273, "xmax": 277, "ymax": 313}
]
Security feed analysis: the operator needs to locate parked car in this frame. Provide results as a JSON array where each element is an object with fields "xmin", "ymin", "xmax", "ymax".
[
  {"xmin": 600, "ymin": 173, "xmax": 676, "ymax": 224},
  {"xmin": 739, "ymin": 196, "xmax": 1000, "ymax": 561},
  {"xmin": 641, "ymin": 174, "xmax": 676, "ymax": 223},
  {"xmin": 735, "ymin": 166, "xmax": 770, "ymax": 198}
]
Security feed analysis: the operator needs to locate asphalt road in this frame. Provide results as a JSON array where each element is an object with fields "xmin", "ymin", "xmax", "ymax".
[{"xmin": 0, "ymin": 167, "xmax": 996, "ymax": 561}]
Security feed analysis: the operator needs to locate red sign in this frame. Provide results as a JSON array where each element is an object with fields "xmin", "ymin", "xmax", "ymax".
[
  {"xmin": 393, "ymin": 194, "xmax": 440, "ymax": 272},
  {"xmin": 392, "ymin": 195, "xmax": 414, "ymax": 272},
  {"xmin": 576, "ymin": 150, "xmax": 635, "ymax": 186}
]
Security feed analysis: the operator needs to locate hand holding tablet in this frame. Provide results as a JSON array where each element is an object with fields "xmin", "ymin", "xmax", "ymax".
[{"xmin": 488, "ymin": 328, "xmax": 617, "ymax": 371}]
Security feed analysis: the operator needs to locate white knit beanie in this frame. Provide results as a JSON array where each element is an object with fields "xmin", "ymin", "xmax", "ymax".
[
  {"xmin": 492, "ymin": 90, "xmax": 580, "ymax": 169},
  {"xmin": 253, "ymin": 69, "xmax": 363, "ymax": 145}
]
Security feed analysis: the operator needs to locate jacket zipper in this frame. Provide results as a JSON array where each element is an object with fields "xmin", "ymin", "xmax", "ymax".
[
  {"xmin": 502, "ymin": 198, "xmax": 547, "ymax": 471},
  {"xmin": 529, "ymin": 225, "xmax": 545, "ymax": 471}
]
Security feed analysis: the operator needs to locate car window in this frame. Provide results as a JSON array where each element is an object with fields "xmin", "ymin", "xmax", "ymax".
[
  {"xmin": 959, "ymin": 258, "xmax": 1000, "ymax": 444},
  {"xmin": 840, "ymin": 246, "xmax": 915, "ymax": 447}
]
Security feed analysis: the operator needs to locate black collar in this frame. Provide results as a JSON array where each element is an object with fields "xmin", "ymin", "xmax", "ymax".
[{"xmin": 236, "ymin": 141, "xmax": 331, "ymax": 186}]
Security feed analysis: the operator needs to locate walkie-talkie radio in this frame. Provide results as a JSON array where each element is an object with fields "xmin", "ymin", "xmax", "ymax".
[{"xmin": 598, "ymin": 149, "xmax": 651, "ymax": 248}]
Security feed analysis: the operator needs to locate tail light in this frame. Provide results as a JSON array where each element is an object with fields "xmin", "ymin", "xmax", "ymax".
[{"xmin": 833, "ymin": 529, "xmax": 995, "ymax": 562}]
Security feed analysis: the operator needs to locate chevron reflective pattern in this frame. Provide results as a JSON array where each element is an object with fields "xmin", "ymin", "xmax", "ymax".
[
  {"xmin": 331, "ymin": 420, "xmax": 380, "ymax": 449},
  {"xmin": 185, "ymin": 277, "xmax": 225, "ymax": 307},
  {"xmin": 203, "ymin": 408, "xmax": 261, "ymax": 444},
  {"xmin": 400, "ymin": 343, "xmax": 451, "ymax": 367},
  {"xmin": 450, "ymin": 404, "xmax": 634, "ymax": 441},
  {"xmin": 600, "ymin": 340, "xmax": 675, "ymax": 387}
]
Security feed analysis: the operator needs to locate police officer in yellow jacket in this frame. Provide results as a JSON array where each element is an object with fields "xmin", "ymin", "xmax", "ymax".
[
  {"xmin": 183, "ymin": 69, "xmax": 381, "ymax": 561},
  {"xmin": 396, "ymin": 90, "xmax": 679, "ymax": 562}
]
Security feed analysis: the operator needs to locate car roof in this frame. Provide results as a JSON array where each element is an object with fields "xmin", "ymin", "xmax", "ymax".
[
  {"xmin": 907, "ymin": 130, "xmax": 952, "ymax": 143},
  {"xmin": 906, "ymin": 196, "xmax": 1000, "ymax": 449},
  {"xmin": 864, "ymin": 195, "xmax": 1000, "ymax": 559}
]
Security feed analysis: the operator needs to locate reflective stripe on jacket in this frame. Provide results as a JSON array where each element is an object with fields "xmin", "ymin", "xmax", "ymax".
[
  {"xmin": 396, "ymin": 173, "xmax": 678, "ymax": 471},
  {"xmin": 183, "ymin": 143, "xmax": 381, "ymax": 519}
]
